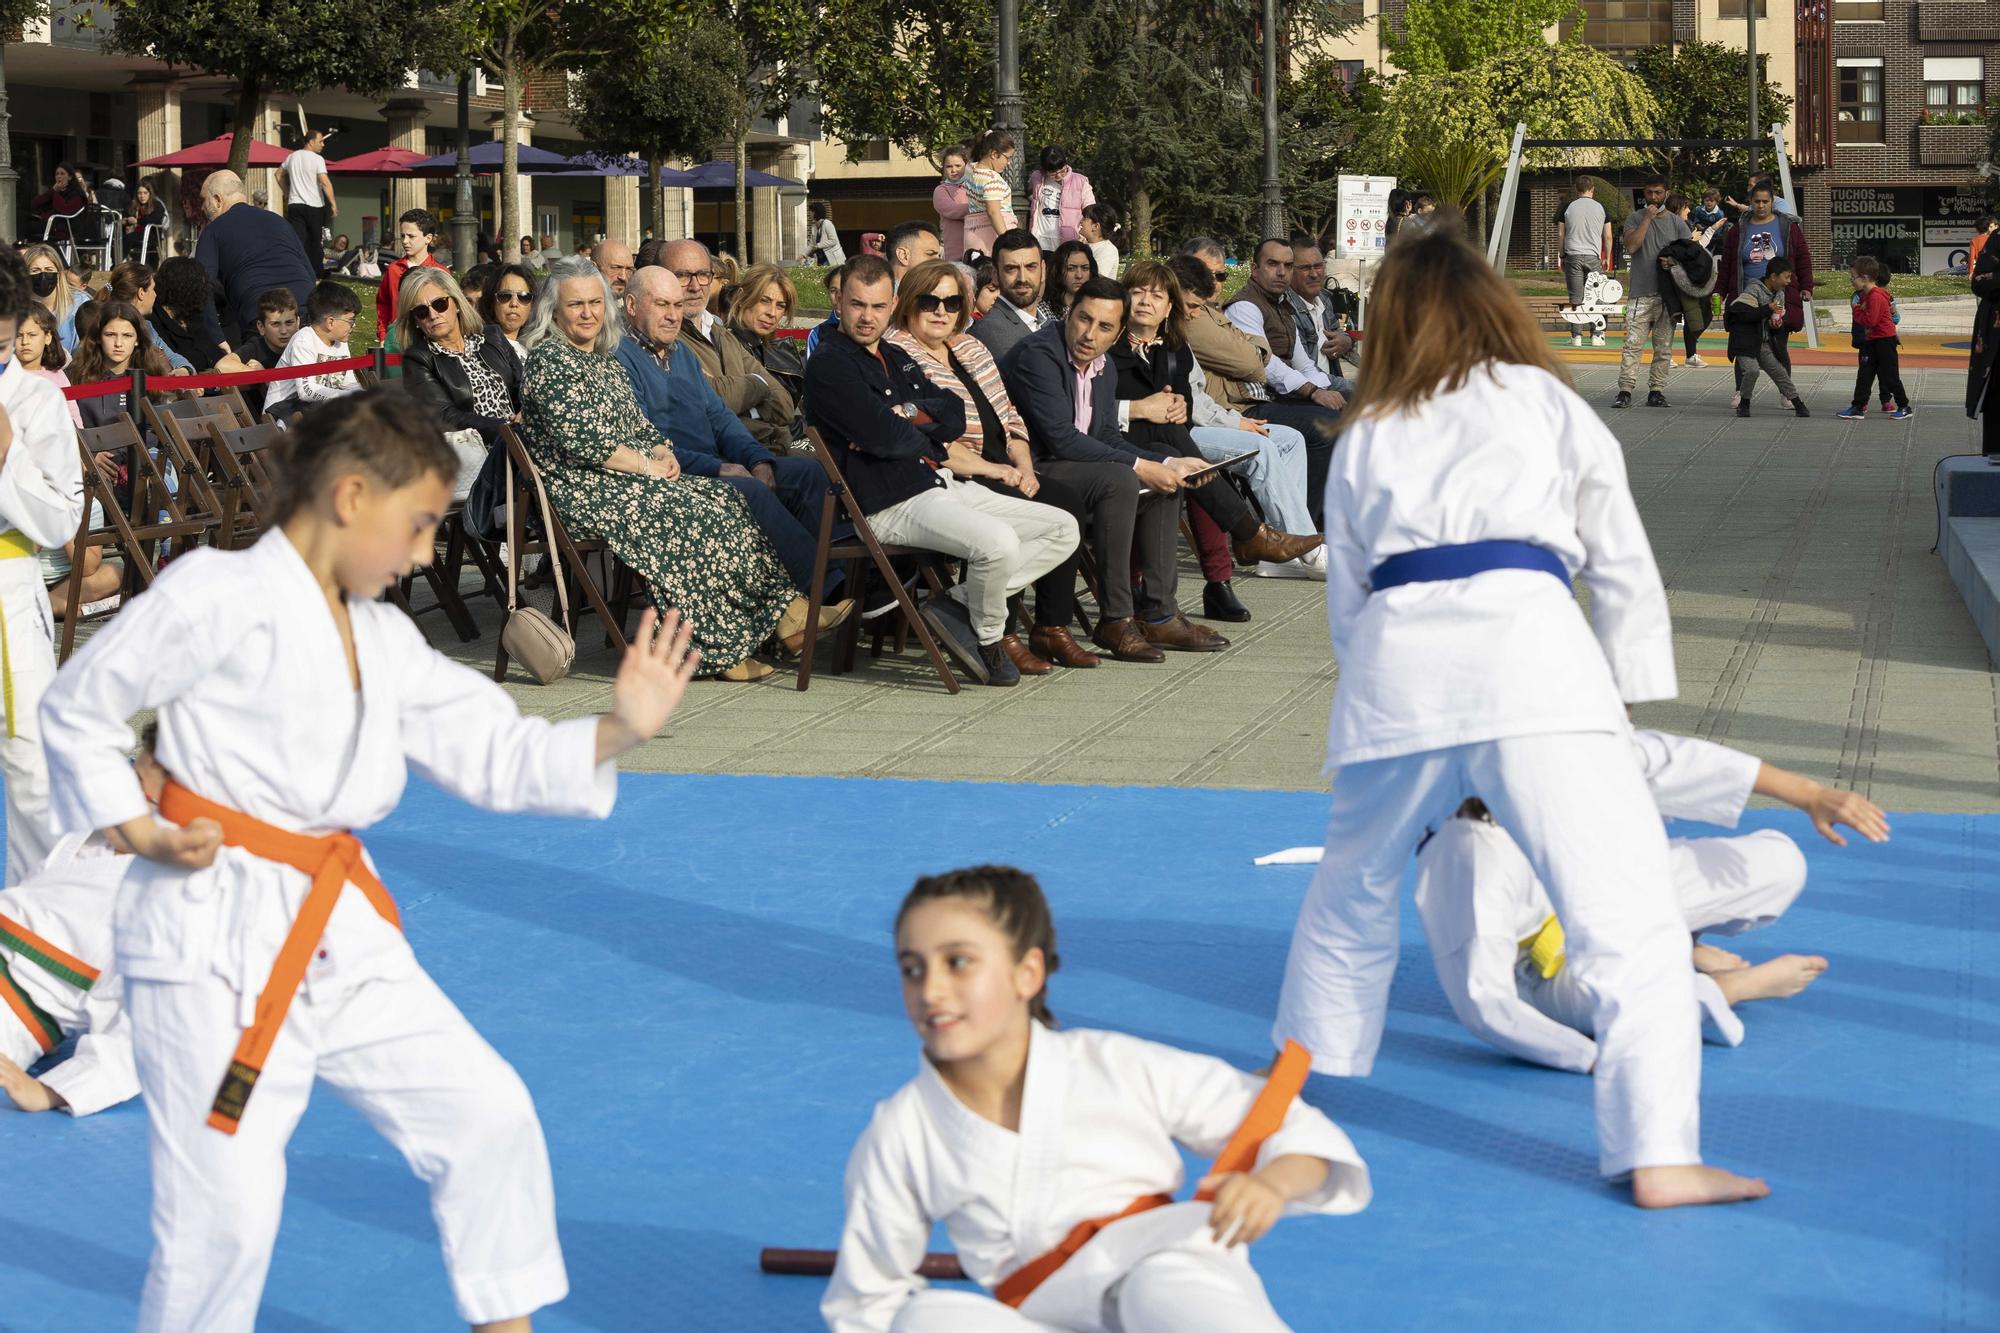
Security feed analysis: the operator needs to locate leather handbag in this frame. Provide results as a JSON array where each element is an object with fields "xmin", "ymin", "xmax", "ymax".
[{"xmin": 500, "ymin": 446, "xmax": 575, "ymax": 685}]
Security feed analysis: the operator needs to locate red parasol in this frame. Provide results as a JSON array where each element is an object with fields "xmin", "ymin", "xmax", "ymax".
[
  {"xmin": 134, "ymin": 133, "xmax": 290, "ymax": 169},
  {"xmin": 321, "ymin": 146, "xmax": 435, "ymax": 176}
]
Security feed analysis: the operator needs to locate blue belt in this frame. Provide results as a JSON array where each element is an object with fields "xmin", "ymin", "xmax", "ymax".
[{"xmin": 1369, "ymin": 540, "xmax": 1570, "ymax": 593}]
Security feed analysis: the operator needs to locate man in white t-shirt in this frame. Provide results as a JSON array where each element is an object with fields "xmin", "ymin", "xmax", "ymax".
[
  {"xmin": 280, "ymin": 128, "xmax": 337, "ymax": 278},
  {"xmin": 1559, "ymin": 175, "xmax": 1611, "ymax": 347}
]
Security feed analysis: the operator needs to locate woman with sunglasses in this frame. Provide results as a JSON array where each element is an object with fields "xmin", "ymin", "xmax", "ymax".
[
  {"xmin": 399, "ymin": 267, "xmax": 525, "ymax": 528},
  {"xmin": 478, "ymin": 262, "xmax": 539, "ymax": 362},
  {"xmin": 883, "ymin": 257, "xmax": 1097, "ymax": 675}
]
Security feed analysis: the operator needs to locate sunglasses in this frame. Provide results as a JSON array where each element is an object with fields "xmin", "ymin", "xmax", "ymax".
[
  {"xmin": 915, "ymin": 293, "xmax": 965, "ymax": 315},
  {"xmin": 417, "ymin": 295, "xmax": 455, "ymax": 316},
  {"xmin": 493, "ymin": 290, "xmax": 532, "ymax": 304}
]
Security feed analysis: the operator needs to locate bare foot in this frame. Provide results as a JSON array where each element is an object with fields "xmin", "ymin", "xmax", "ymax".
[
  {"xmin": 1714, "ymin": 954, "xmax": 1828, "ymax": 1005},
  {"xmin": 1631, "ymin": 1164, "xmax": 1771, "ymax": 1208},
  {"xmin": 1691, "ymin": 942, "xmax": 1747, "ymax": 974}
]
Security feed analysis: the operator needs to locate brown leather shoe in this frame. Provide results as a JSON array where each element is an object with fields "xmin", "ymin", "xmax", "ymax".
[
  {"xmin": 998, "ymin": 633, "xmax": 1053, "ymax": 675},
  {"xmin": 1234, "ymin": 524, "xmax": 1324, "ymax": 566},
  {"xmin": 1029, "ymin": 625, "xmax": 1101, "ymax": 668},
  {"xmin": 1091, "ymin": 616, "xmax": 1165, "ymax": 663},
  {"xmin": 1142, "ymin": 611, "xmax": 1229, "ymax": 652}
]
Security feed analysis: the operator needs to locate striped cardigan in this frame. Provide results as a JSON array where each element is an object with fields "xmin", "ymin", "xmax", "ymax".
[{"xmin": 884, "ymin": 327, "xmax": 1027, "ymax": 458}]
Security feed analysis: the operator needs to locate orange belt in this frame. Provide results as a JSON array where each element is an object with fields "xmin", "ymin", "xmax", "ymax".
[
  {"xmin": 158, "ymin": 780, "xmax": 401, "ymax": 1136},
  {"xmin": 993, "ymin": 1040, "xmax": 1312, "ymax": 1309}
]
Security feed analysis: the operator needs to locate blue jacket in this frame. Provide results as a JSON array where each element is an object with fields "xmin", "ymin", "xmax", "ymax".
[
  {"xmin": 613, "ymin": 334, "xmax": 770, "ymax": 477},
  {"xmin": 804, "ymin": 327, "xmax": 964, "ymax": 515},
  {"xmin": 998, "ymin": 321, "xmax": 1166, "ymax": 467}
]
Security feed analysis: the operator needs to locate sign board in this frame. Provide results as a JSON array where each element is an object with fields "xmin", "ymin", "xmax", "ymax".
[
  {"xmin": 1335, "ymin": 175, "xmax": 1395, "ymax": 262},
  {"xmin": 1831, "ymin": 184, "xmax": 1992, "ymax": 273}
]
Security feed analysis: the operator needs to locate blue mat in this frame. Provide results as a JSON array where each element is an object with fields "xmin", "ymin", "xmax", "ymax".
[{"xmin": 2, "ymin": 774, "xmax": 1993, "ymax": 1332}]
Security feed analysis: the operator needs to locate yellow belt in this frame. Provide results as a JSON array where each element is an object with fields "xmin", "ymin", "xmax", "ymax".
[
  {"xmin": 1520, "ymin": 914, "xmax": 1567, "ymax": 979},
  {"xmin": 0, "ymin": 528, "xmax": 39, "ymax": 740}
]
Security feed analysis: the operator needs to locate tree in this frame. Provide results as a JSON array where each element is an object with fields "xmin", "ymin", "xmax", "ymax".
[
  {"xmin": 0, "ymin": 0, "xmax": 48, "ymax": 244},
  {"xmin": 1280, "ymin": 61, "xmax": 1386, "ymax": 242},
  {"xmin": 683, "ymin": 0, "xmax": 815, "ymax": 260},
  {"xmin": 107, "ymin": 0, "xmax": 453, "ymax": 180},
  {"xmin": 1629, "ymin": 41, "xmax": 1793, "ymax": 191},
  {"xmin": 812, "ymin": 0, "xmax": 992, "ymax": 168},
  {"xmin": 1383, "ymin": 0, "xmax": 1583, "ymax": 75},
  {"xmin": 571, "ymin": 16, "xmax": 746, "ymax": 236}
]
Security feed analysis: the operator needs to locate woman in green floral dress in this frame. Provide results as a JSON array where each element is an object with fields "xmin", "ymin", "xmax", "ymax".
[{"xmin": 521, "ymin": 257, "xmax": 811, "ymax": 680}]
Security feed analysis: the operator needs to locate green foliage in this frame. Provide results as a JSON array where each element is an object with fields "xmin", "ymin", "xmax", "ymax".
[
  {"xmin": 1280, "ymin": 62, "xmax": 1387, "ymax": 240},
  {"xmin": 1383, "ymin": 0, "xmax": 1582, "ymax": 75},
  {"xmin": 811, "ymin": 0, "xmax": 992, "ymax": 167},
  {"xmin": 1627, "ymin": 41, "xmax": 1792, "ymax": 190},
  {"xmin": 1579, "ymin": 174, "xmax": 1630, "ymax": 228},
  {"xmin": 1401, "ymin": 140, "xmax": 1506, "ymax": 212},
  {"xmin": 0, "ymin": 0, "xmax": 47, "ymax": 30}
]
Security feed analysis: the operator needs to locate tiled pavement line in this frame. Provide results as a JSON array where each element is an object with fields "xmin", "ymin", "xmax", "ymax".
[{"xmin": 1834, "ymin": 424, "xmax": 1914, "ymax": 794}]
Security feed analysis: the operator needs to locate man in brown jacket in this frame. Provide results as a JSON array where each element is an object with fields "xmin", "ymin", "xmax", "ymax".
[{"xmin": 659, "ymin": 239, "xmax": 796, "ymax": 454}]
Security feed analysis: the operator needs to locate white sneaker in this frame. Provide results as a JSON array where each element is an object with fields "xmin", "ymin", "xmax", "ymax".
[
  {"xmin": 1570, "ymin": 333, "xmax": 1583, "ymax": 347},
  {"xmin": 1256, "ymin": 549, "xmax": 1326, "ymax": 581},
  {"xmin": 1591, "ymin": 334, "xmax": 1606, "ymax": 347},
  {"xmin": 1685, "ymin": 354, "xmax": 1706, "ymax": 367}
]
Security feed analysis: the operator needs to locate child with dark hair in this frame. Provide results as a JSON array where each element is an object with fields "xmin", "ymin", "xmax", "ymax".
[
  {"xmin": 1079, "ymin": 202, "xmax": 1121, "ymax": 279},
  {"xmin": 376, "ymin": 206, "xmax": 447, "ymax": 334},
  {"xmin": 1725, "ymin": 255, "xmax": 1806, "ymax": 417},
  {"xmin": 1838, "ymin": 256, "xmax": 1911, "ymax": 420},
  {"xmin": 15, "ymin": 305, "xmax": 81, "ymax": 427},
  {"xmin": 230, "ymin": 288, "xmax": 302, "ymax": 416},
  {"xmin": 824, "ymin": 866, "xmax": 1370, "ymax": 1332},
  {"xmin": 264, "ymin": 280, "xmax": 362, "ymax": 420},
  {"xmin": 39, "ymin": 385, "xmax": 704, "ymax": 1331}
]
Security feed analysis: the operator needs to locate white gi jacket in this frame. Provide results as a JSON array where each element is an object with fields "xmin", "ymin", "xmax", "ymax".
[
  {"xmin": 1323, "ymin": 361, "xmax": 1675, "ymax": 767},
  {"xmin": 0, "ymin": 355, "xmax": 85, "ymax": 552},
  {"xmin": 1412, "ymin": 731, "xmax": 1764, "ymax": 1072},
  {"xmin": 37, "ymin": 529, "xmax": 616, "ymax": 1007},
  {"xmin": 1, "ymin": 831, "xmax": 139, "ymax": 1114},
  {"xmin": 824, "ymin": 1024, "xmax": 1371, "ymax": 1333}
]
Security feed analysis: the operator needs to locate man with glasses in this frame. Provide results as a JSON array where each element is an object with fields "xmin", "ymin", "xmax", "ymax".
[
  {"xmin": 660, "ymin": 239, "xmax": 793, "ymax": 453},
  {"xmin": 969, "ymin": 228, "xmax": 1057, "ymax": 362},
  {"xmin": 1286, "ymin": 236, "xmax": 1357, "ymax": 393}
]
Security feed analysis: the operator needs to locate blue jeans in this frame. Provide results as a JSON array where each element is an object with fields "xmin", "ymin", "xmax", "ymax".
[
  {"xmin": 1189, "ymin": 422, "xmax": 1314, "ymax": 535},
  {"xmin": 715, "ymin": 454, "xmax": 842, "ymax": 597}
]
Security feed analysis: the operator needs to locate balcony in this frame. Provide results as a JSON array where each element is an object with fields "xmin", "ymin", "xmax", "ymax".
[
  {"xmin": 1917, "ymin": 121, "xmax": 1990, "ymax": 166},
  {"xmin": 1917, "ymin": 1, "xmax": 2000, "ymax": 40}
]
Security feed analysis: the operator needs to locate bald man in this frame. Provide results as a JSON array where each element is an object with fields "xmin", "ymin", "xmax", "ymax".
[
  {"xmin": 193, "ymin": 168, "xmax": 316, "ymax": 340},
  {"xmin": 659, "ymin": 239, "xmax": 792, "ymax": 453},
  {"xmin": 592, "ymin": 238, "xmax": 635, "ymax": 297}
]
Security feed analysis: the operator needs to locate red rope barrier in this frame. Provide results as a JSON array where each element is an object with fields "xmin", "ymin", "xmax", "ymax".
[{"xmin": 60, "ymin": 351, "xmax": 403, "ymax": 401}]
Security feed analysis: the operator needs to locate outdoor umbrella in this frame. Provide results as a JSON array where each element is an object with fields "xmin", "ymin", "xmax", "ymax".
[
  {"xmin": 322, "ymin": 146, "xmax": 434, "ymax": 176},
  {"xmin": 407, "ymin": 142, "xmax": 594, "ymax": 176},
  {"xmin": 660, "ymin": 160, "xmax": 803, "ymax": 189},
  {"xmin": 134, "ymin": 133, "xmax": 289, "ymax": 169}
]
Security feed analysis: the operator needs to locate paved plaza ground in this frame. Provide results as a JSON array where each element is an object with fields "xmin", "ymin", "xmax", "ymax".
[{"xmin": 451, "ymin": 360, "xmax": 2000, "ymax": 814}]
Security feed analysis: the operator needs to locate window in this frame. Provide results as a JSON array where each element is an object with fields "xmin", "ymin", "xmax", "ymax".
[
  {"xmin": 1924, "ymin": 57, "xmax": 1984, "ymax": 118},
  {"xmin": 1717, "ymin": 0, "xmax": 1767, "ymax": 17},
  {"xmin": 1837, "ymin": 59, "xmax": 1884, "ymax": 143},
  {"xmin": 1567, "ymin": 0, "xmax": 1672, "ymax": 53},
  {"xmin": 846, "ymin": 138, "xmax": 891, "ymax": 164},
  {"xmin": 1834, "ymin": 0, "xmax": 1884, "ymax": 19},
  {"xmin": 1335, "ymin": 60, "xmax": 1365, "ymax": 92}
]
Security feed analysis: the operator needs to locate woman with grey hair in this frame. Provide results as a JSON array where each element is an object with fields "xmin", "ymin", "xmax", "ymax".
[{"xmin": 519, "ymin": 257, "xmax": 839, "ymax": 681}]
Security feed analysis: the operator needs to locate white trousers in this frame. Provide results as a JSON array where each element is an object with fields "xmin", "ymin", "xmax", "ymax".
[
  {"xmin": 1274, "ymin": 731, "xmax": 1700, "ymax": 1176},
  {"xmin": 0, "ymin": 564, "xmax": 57, "ymax": 884},
  {"xmin": 1188, "ymin": 423, "xmax": 1314, "ymax": 536},
  {"xmin": 127, "ymin": 966, "xmax": 567, "ymax": 1331},
  {"xmin": 868, "ymin": 477, "xmax": 1080, "ymax": 643},
  {"xmin": 1523, "ymin": 828, "xmax": 1808, "ymax": 1053},
  {"xmin": 889, "ymin": 1241, "xmax": 1289, "ymax": 1332}
]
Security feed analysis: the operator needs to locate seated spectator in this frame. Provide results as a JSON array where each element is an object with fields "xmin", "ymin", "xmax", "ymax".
[
  {"xmin": 520, "ymin": 256, "xmax": 844, "ymax": 683},
  {"xmin": 396, "ymin": 266, "xmax": 521, "ymax": 502},
  {"xmin": 1113, "ymin": 261, "xmax": 1322, "ymax": 604},
  {"xmin": 124, "ymin": 181, "xmax": 169, "ymax": 254},
  {"xmin": 263, "ymin": 280, "xmax": 362, "ymax": 422},
  {"xmin": 1048, "ymin": 240, "xmax": 1097, "ymax": 321},
  {"xmin": 460, "ymin": 262, "xmax": 497, "ymax": 309},
  {"xmin": 636, "ymin": 236, "xmax": 668, "ymax": 271},
  {"xmin": 969, "ymin": 229, "xmax": 1056, "ymax": 362},
  {"xmin": 804, "ymin": 254, "xmax": 1076, "ymax": 687},
  {"xmin": 520, "ymin": 235, "xmax": 541, "ymax": 268},
  {"xmin": 478, "ymin": 262, "xmax": 538, "ymax": 363},
  {"xmin": 728, "ymin": 263, "xmax": 806, "ymax": 407},
  {"xmin": 95, "ymin": 261, "xmax": 190, "ymax": 374},
  {"xmin": 352, "ymin": 243, "xmax": 383, "ymax": 280},
  {"xmin": 16, "ymin": 305, "xmax": 83, "ymax": 428},
  {"xmin": 377, "ymin": 208, "xmax": 448, "ymax": 337},
  {"xmin": 614, "ymin": 266, "xmax": 841, "ymax": 604},
  {"xmin": 1286, "ymin": 236, "xmax": 1357, "ymax": 393},
  {"xmin": 804, "ymin": 262, "xmax": 846, "ymax": 360},
  {"xmin": 27, "ymin": 162, "xmax": 86, "ymax": 236},
  {"xmin": 999, "ymin": 275, "xmax": 1222, "ymax": 660},
  {"xmin": 660, "ymin": 239, "xmax": 791, "ymax": 453},
  {"xmin": 709, "ymin": 251, "xmax": 741, "ymax": 315},
  {"xmin": 885, "ymin": 219, "xmax": 943, "ymax": 289},
  {"xmin": 151, "ymin": 256, "xmax": 251, "ymax": 374},
  {"xmin": 69, "ymin": 300, "xmax": 178, "ymax": 429},
  {"xmin": 969, "ymin": 257, "xmax": 1000, "ymax": 316},
  {"xmin": 23, "ymin": 243, "xmax": 88, "ymax": 351},
  {"xmin": 325, "ymin": 233, "xmax": 363, "ymax": 276},
  {"xmin": 591, "ymin": 239, "xmax": 635, "ymax": 298},
  {"xmin": 883, "ymin": 258, "xmax": 1097, "ymax": 673},
  {"xmin": 228, "ymin": 288, "xmax": 301, "ymax": 417}
]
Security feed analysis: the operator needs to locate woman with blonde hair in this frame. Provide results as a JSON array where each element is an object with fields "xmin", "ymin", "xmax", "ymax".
[
  {"xmin": 22, "ymin": 243, "xmax": 88, "ymax": 350},
  {"xmin": 707, "ymin": 251, "xmax": 742, "ymax": 316},
  {"xmin": 398, "ymin": 266, "xmax": 524, "ymax": 505},
  {"xmin": 1271, "ymin": 221, "xmax": 1769, "ymax": 1210},
  {"xmin": 726, "ymin": 263, "xmax": 805, "ymax": 408}
]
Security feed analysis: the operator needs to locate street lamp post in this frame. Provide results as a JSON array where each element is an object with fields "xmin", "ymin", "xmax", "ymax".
[
  {"xmin": 996, "ymin": 0, "xmax": 1027, "ymax": 217},
  {"xmin": 1746, "ymin": 2, "xmax": 1760, "ymax": 178},
  {"xmin": 1260, "ymin": 0, "xmax": 1284, "ymax": 237},
  {"xmin": 452, "ymin": 75, "xmax": 476, "ymax": 274}
]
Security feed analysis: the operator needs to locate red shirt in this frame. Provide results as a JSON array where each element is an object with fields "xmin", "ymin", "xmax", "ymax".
[
  {"xmin": 1853, "ymin": 286, "xmax": 1895, "ymax": 341},
  {"xmin": 376, "ymin": 253, "xmax": 448, "ymax": 339}
]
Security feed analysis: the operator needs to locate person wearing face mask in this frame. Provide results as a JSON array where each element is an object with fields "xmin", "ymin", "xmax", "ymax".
[
  {"xmin": 932, "ymin": 146, "xmax": 971, "ymax": 261},
  {"xmin": 21, "ymin": 245, "xmax": 86, "ymax": 352}
]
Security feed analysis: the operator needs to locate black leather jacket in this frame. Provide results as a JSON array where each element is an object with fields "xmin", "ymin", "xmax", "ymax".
[{"xmin": 399, "ymin": 323, "xmax": 522, "ymax": 443}]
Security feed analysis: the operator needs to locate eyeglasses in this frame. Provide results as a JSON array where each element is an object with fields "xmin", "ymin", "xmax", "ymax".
[
  {"xmin": 417, "ymin": 296, "xmax": 454, "ymax": 316},
  {"xmin": 493, "ymin": 290, "xmax": 533, "ymax": 305},
  {"xmin": 914, "ymin": 293, "xmax": 965, "ymax": 315},
  {"xmin": 671, "ymin": 268, "xmax": 713, "ymax": 284},
  {"xmin": 1205, "ymin": 268, "xmax": 1227, "ymax": 284}
]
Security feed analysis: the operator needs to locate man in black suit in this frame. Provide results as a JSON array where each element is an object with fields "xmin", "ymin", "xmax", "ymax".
[
  {"xmin": 969, "ymin": 229, "xmax": 1055, "ymax": 363},
  {"xmin": 1001, "ymin": 275, "xmax": 1225, "ymax": 661}
]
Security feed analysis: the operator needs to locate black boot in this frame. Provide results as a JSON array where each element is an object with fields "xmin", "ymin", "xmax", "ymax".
[{"xmin": 1202, "ymin": 580, "xmax": 1251, "ymax": 623}]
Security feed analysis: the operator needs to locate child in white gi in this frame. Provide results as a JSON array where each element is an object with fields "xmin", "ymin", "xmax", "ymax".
[
  {"xmin": 825, "ymin": 865, "xmax": 1371, "ymax": 1333},
  {"xmin": 1273, "ymin": 224, "xmax": 1767, "ymax": 1208},
  {"xmin": 1413, "ymin": 730, "xmax": 1890, "ymax": 1072},
  {"xmin": 38, "ymin": 388, "xmax": 705, "ymax": 1333},
  {"xmin": 0, "ymin": 249, "xmax": 86, "ymax": 882},
  {"xmin": 0, "ymin": 725, "xmax": 169, "ymax": 1117}
]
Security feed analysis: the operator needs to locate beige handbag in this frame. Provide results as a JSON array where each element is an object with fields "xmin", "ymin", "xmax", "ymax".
[{"xmin": 500, "ymin": 447, "xmax": 576, "ymax": 685}]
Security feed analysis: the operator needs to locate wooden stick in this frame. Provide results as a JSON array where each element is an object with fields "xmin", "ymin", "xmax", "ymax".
[{"xmin": 759, "ymin": 1248, "xmax": 965, "ymax": 1280}]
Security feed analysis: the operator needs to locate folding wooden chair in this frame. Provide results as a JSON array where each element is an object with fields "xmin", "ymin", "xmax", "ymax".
[
  {"xmin": 206, "ymin": 420, "xmax": 285, "ymax": 549},
  {"xmin": 139, "ymin": 396, "xmax": 230, "ymax": 535},
  {"xmin": 61, "ymin": 418, "xmax": 213, "ymax": 660},
  {"xmin": 492, "ymin": 425, "xmax": 635, "ymax": 682},
  {"xmin": 796, "ymin": 428, "xmax": 958, "ymax": 694},
  {"xmin": 178, "ymin": 384, "xmax": 258, "ymax": 428}
]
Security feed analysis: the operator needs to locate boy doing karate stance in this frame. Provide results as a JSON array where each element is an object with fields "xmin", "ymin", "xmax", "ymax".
[{"xmin": 40, "ymin": 389, "xmax": 705, "ymax": 1333}]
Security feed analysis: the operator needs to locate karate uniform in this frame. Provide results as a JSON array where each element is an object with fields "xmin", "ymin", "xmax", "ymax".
[
  {"xmin": 0, "ymin": 354, "xmax": 85, "ymax": 882},
  {"xmin": 1414, "ymin": 730, "xmax": 1808, "ymax": 1072},
  {"xmin": 39, "ymin": 528, "xmax": 616, "ymax": 1332},
  {"xmin": 824, "ymin": 1024, "xmax": 1370, "ymax": 1333},
  {"xmin": 0, "ymin": 830, "xmax": 140, "ymax": 1115},
  {"xmin": 1274, "ymin": 360, "xmax": 1698, "ymax": 1178}
]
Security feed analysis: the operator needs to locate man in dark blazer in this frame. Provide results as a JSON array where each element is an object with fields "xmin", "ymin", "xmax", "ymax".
[
  {"xmin": 970, "ymin": 229, "xmax": 1056, "ymax": 363},
  {"xmin": 1001, "ymin": 275, "xmax": 1225, "ymax": 660}
]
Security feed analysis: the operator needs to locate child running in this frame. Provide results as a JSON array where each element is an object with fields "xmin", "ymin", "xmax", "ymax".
[
  {"xmin": 1838, "ymin": 257, "xmax": 1912, "ymax": 421},
  {"xmin": 825, "ymin": 865, "xmax": 1370, "ymax": 1332},
  {"xmin": 38, "ymin": 388, "xmax": 704, "ymax": 1333},
  {"xmin": 1271, "ymin": 222, "xmax": 1768, "ymax": 1208}
]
